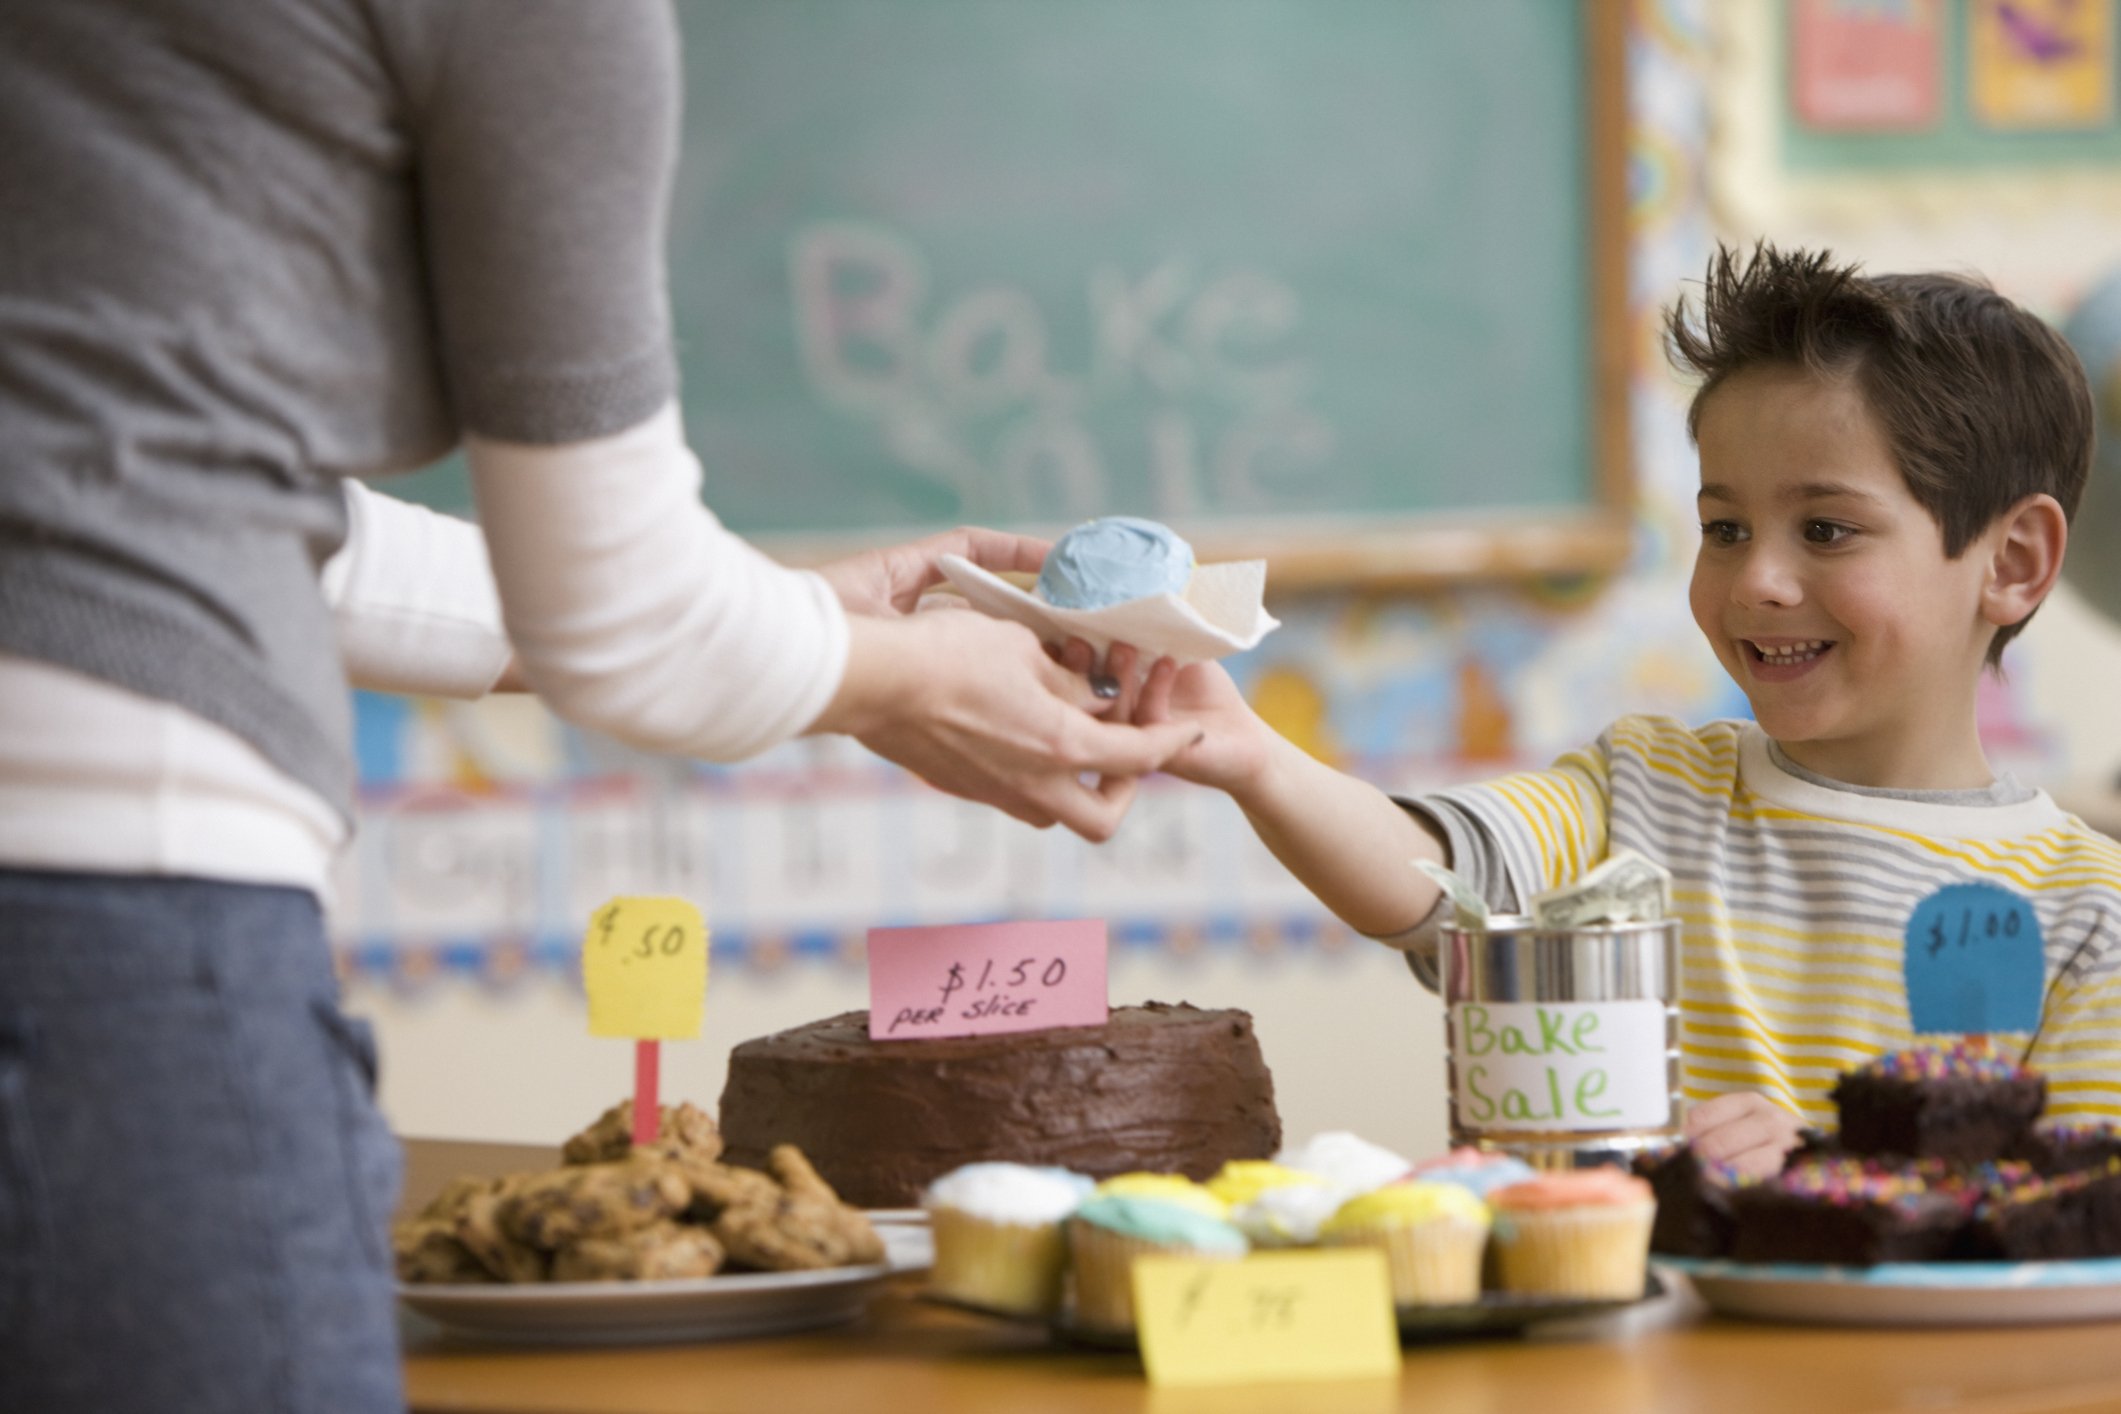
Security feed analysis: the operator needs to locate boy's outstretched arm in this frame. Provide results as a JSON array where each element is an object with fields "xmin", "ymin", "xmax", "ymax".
[{"xmin": 1136, "ymin": 657, "xmax": 1447, "ymax": 939}]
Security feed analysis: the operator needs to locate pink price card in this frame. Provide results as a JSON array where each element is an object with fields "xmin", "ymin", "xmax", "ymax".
[{"xmin": 867, "ymin": 919, "xmax": 1108, "ymax": 1041}]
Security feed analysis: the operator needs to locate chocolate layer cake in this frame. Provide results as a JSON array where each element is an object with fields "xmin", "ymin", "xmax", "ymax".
[
  {"xmin": 716, "ymin": 1002, "xmax": 1281, "ymax": 1208},
  {"xmin": 1831, "ymin": 1042, "xmax": 2045, "ymax": 1163}
]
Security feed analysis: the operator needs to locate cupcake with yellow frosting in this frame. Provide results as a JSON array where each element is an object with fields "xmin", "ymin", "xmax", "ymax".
[
  {"xmin": 1204, "ymin": 1159, "xmax": 1322, "ymax": 1211},
  {"xmin": 1318, "ymin": 1181, "xmax": 1491, "ymax": 1306},
  {"xmin": 1093, "ymin": 1172, "xmax": 1228, "ymax": 1217},
  {"xmin": 1066, "ymin": 1194, "xmax": 1247, "ymax": 1332},
  {"xmin": 921, "ymin": 1162, "xmax": 1095, "ymax": 1317},
  {"xmin": 1486, "ymin": 1168, "xmax": 1656, "ymax": 1300}
]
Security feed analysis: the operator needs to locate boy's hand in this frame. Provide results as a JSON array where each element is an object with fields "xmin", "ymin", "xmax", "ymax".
[
  {"xmin": 1135, "ymin": 656, "xmax": 1274, "ymax": 795},
  {"xmin": 1684, "ymin": 1092, "xmax": 1803, "ymax": 1181}
]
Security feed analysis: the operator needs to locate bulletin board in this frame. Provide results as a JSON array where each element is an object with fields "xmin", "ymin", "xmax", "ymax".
[{"xmin": 389, "ymin": 0, "xmax": 1631, "ymax": 589}]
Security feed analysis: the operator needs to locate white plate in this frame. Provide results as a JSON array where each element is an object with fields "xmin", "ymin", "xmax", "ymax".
[
  {"xmin": 1660, "ymin": 1256, "xmax": 2121, "ymax": 1327},
  {"xmin": 400, "ymin": 1221, "xmax": 930, "ymax": 1346}
]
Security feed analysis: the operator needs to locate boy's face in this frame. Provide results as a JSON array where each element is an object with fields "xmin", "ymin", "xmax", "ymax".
[{"xmin": 1688, "ymin": 366, "xmax": 1996, "ymax": 786}]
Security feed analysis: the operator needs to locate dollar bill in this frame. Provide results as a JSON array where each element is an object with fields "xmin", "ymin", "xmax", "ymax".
[
  {"xmin": 1413, "ymin": 858, "xmax": 1490, "ymax": 928},
  {"xmin": 1528, "ymin": 847, "xmax": 1672, "ymax": 927}
]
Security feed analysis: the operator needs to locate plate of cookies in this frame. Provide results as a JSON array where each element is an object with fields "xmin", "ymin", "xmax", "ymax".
[{"xmin": 395, "ymin": 1102, "xmax": 927, "ymax": 1345}]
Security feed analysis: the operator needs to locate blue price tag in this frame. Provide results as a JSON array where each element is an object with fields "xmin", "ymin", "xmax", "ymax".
[{"xmin": 1903, "ymin": 882, "xmax": 2044, "ymax": 1036}]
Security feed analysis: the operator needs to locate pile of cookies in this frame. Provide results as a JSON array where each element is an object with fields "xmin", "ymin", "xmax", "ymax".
[{"xmin": 394, "ymin": 1101, "xmax": 885, "ymax": 1284}]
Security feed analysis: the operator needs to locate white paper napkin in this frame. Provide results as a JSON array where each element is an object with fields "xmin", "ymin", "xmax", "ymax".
[{"xmin": 936, "ymin": 554, "xmax": 1279, "ymax": 664}]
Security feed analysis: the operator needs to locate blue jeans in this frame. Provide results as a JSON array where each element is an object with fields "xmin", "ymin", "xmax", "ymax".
[{"xmin": 0, "ymin": 869, "xmax": 404, "ymax": 1413}]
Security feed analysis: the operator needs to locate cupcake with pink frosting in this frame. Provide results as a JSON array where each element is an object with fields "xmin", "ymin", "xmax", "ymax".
[{"xmin": 1486, "ymin": 1167, "xmax": 1656, "ymax": 1300}]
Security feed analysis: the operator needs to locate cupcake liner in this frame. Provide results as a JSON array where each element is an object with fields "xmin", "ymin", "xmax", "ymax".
[
  {"xmin": 927, "ymin": 1209, "xmax": 1070, "ymax": 1318},
  {"xmin": 1066, "ymin": 1222, "xmax": 1240, "ymax": 1332},
  {"xmin": 1322, "ymin": 1215, "xmax": 1486, "ymax": 1306},
  {"xmin": 1491, "ymin": 1200, "xmax": 1655, "ymax": 1301},
  {"xmin": 937, "ymin": 554, "xmax": 1278, "ymax": 664}
]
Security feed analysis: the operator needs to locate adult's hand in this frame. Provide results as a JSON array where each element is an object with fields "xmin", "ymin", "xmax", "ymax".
[
  {"xmin": 811, "ymin": 608, "xmax": 1202, "ymax": 842},
  {"xmin": 815, "ymin": 527, "xmax": 1050, "ymax": 617}
]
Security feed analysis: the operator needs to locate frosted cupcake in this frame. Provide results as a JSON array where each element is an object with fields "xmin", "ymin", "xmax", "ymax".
[
  {"xmin": 1275, "ymin": 1131, "xmax": 1412, "ymax": 1196},
  {"xmin": 1404, "ymin": 1147, "xmax": 1539, "ymax": 1200},
  {"xmin": 922, "ymin": 1162, "xmax": 1095, "ymax": 1317},
  {"xmin": 1066, "ymin": 1195, "xmax": 1247, "ymax": 1332},
  {"xmin": 1229, "ymin": 1182, "xmax": 1348, "ymax": 1249},
  {"xmin": 1319, "ymin": 1182, "xmax": 1491, "ymax": 1306},
  {"xmin": 1034, "ymin": 517, "xmax": 1194, "ymax": 609},
  {"xmin": 1093, "ymin": 1172, "xmax": 1228, "ymax": 1218},
  {"xmin": 1487, "ymin": 1168, "xmax": 1656, "ymax": 1300},
  {"xmin": 1204, "ymin": 1159, "xmax": 1324, "ymax": 1210}
]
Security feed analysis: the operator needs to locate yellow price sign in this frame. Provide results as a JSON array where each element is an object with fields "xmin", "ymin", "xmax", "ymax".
[
  {"xmin": 1132, "ymin": 1250, "xmax": 1401, "ymax": 1388},
  {"xmin": 582, "ymin": 896, "xmax": 707, "ymax": 1040}
]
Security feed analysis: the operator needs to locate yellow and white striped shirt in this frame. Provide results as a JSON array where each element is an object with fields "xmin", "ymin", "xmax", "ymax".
[{"xmin": 1406, "ymin": 715, "xmax": 2121, "ymax": 1125}]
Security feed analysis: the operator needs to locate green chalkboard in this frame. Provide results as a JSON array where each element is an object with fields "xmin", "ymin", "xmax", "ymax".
[{"xmin": 395, "ymin": 0, "xmax": 1628, "ymax": 585}]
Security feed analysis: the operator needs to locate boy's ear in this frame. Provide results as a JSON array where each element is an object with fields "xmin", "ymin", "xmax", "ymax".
[{"xmin": 1979, "ymin": 492, "xmax": 2068, "ymax": 629}]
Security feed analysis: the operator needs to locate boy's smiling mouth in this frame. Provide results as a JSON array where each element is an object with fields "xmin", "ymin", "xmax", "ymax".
[{"xmin": 1743, "ymin": 637, "xmax": 1836, "ymax": 679}]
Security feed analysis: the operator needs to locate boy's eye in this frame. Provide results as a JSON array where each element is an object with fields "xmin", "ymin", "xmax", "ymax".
[
  {"xmin": 1699, "ymin": 520, "xmax": 1746, "ymax": 546},
  {"xmin": 1803, "ymin": 520, "xmax": 1854, "ymax": 545}
]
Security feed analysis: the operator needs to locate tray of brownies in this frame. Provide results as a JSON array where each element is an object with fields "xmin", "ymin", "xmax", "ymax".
[{"xmin": 1638, "ymin": 1041, "xmax": 2121, "ymax": 1326}]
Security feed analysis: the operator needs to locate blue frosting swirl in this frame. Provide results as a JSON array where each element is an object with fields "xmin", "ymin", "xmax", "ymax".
[{"xmin": 1033, "ymin": 517, "xmax": 1194, "ymax": 610}]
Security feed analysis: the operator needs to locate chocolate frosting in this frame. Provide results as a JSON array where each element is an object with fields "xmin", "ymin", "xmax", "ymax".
[{"xmin": 717, "ymin": 1002, "xmax": 1281, "ymax": 1209}]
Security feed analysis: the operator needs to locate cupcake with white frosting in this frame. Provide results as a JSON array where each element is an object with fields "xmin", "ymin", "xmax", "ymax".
[
  {"xmin": 922, "ymin": 1162, "xmax": 1095, "ymax": 1317},
  {"xmin": 1275, "ymin": 1131, "xmax": 1412, "ymax": 1196}
]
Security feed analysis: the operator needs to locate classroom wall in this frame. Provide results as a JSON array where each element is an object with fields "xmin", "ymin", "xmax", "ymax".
[{"xmin": 340, "ymin": 0, "xmax": 2121, "ymax": 1158}]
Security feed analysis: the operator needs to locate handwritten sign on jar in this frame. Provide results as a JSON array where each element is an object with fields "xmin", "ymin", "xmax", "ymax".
[
  {"xmin": 1440, "ymin": 917, "xmax": 1681, "ymax": 1155},
  {"xmin": 1451, "ymin": 999, "xmax": 1670, "ymax": 1130},
  {"xmin": 866, "ymin": 918, "xmax": 1108, "ymax": 1041}
]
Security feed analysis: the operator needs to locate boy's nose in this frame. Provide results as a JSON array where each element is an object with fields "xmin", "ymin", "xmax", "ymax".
[{"xmin": 1731, "ymin": 547, "xmax": 1801, "ymax": 608}]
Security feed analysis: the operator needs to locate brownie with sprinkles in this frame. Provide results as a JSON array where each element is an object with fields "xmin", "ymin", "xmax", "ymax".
[
  {"xmin": 2014, "ymin": 1122, "xmax": 2121, "ymax": 1178},
  {"xmin": 1960, "ymin": 1157, "xmax": 2121, "ymax": 1262},
  {"xmin": 1729, "ymin": 1157, "xmax": 1973, "ymax": 1265},
  {"xmin": 1831, "ymin": 1042, "xmax": 2045, "ymax": 1163},
  {"xmin": 1632, "ymin": 1142, "xmax": 1748, "ymax": 1258}
]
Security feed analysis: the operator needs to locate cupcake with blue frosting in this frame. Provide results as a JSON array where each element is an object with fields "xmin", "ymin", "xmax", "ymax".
[
  {"xmin": 1034, "ymin": 517, "xmax": 1195, "ymax": 610},
  {"xmin": 1066, "ymin": 1194, "xmax": 1247, "ymax": 1332}
]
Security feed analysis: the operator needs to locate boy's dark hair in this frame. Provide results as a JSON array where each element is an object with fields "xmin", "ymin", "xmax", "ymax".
[{"xmin": 1666, "ymin": 241, "xmax": 2093, "ymax": 667}]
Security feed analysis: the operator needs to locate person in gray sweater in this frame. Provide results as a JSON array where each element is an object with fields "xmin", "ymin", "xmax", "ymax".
[{"xmin": 0, "ymin": 3, "xmax": 1193, "ymax": 1409}]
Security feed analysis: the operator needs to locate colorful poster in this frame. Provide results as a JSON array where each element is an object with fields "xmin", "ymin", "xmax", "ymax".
[
  {"xmin": 1971, "ymin": 0, "xmax": 2114, "ymax": 130},
  {"xmin": 1790, "ymin": 0, "xmax": 1944, "ymax": 132}
]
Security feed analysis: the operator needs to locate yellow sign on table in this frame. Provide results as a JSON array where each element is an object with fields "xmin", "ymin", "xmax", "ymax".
[
  {"xmin": 1132, "ymin": 1250, "xmax": 1402, "ymax": 1388},
  {"xmin": 583, "ymin": 896, "xmax": 707, "ymax": 1039}
]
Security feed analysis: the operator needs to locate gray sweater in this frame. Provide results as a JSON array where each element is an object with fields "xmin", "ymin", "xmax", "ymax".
[{"xmin": 0, "ymin": 0, "xmax": 681, "ymax": 813}]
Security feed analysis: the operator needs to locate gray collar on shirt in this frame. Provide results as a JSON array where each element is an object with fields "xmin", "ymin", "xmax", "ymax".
[{"xmin": 1762, "ymin": 738, "xmax": 2037, "ymax": 807}]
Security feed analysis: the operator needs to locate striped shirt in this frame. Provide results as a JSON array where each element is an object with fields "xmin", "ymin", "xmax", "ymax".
[{"xmin": 1403, "ymin": 715, "xmax": 2121, "ymax": 1124}]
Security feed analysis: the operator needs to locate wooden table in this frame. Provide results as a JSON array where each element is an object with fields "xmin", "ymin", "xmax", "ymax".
[{"xmin": 399, "ymin": 1140, "xmax": 2121, "ymax": 1414}]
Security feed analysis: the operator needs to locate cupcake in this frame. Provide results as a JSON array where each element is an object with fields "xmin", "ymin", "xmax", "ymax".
[
  {"xmin": 1066, "ymin": 1195, "xmax": 1247, "ymax": 1332},
  {"xmin": 1404, "ymin": 1147, "xmax": 1539, "ymax": 1200},
  {"xmin": 1229, "ymin": 1182, "xmax": 1348, "ymax": 1249},
  {"xmin": 1319, "ymin": 1182, "xmax": 1491, "ymax": 1306},
  {"xmin": 1275, "ymin": 1131, "xmax": 1412, "ymax": 1196},
  {"xmin": 1487, "ymin": 1168, "xmax": 1656, "ymax": 1300},
  {"xmin": 1204, "ymin": 1159, "xmax": 1324, "ymax": 1210},
  {"xmin": 1093, "ymin": 1172, "xmax": 1228, "ymax": 1218},
  {"xmin": 922, "ymin": 1162, "xmax": 1094, "ymax": 1317}
]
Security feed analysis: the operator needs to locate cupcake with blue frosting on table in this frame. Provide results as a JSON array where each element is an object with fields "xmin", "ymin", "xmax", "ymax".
[{"xmin": 1065, "ymin": 1191, "xmax": 1248, "ymax": 1333}]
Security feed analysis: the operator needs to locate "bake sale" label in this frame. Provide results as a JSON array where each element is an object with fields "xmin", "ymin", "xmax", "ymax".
[{"xmin": 866, "ymin": 919, "xmax": 1108, "ymax": 1041}]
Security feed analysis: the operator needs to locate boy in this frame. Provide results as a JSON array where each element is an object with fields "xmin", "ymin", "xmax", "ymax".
[{"xmin": 1131, "ymin": 243, "xmax": 2121, "ymax": 1178}]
